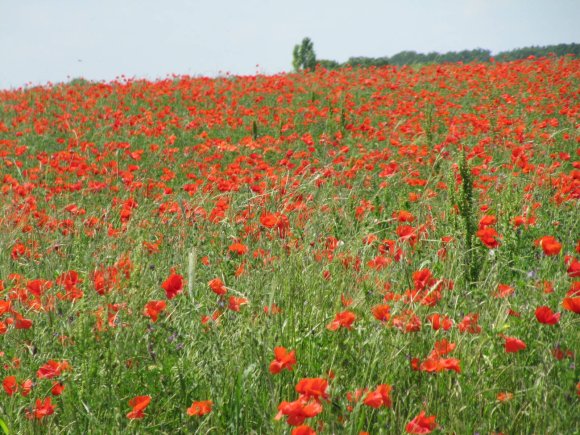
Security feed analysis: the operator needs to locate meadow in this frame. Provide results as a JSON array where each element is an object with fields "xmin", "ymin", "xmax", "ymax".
[{"xmin": 0, "ymin": 57, "xmax": 578, "ymax": 434}]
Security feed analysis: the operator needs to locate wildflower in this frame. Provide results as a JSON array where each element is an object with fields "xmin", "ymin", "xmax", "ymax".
[
  {"xmin": 127, "ymin": 395, "xmax": 151, "ymax": 419},
  {"xmin": 275, "ymin": 396, "xmax": 323, "ymax": 426},
  {"xmin": 426, "ymin": 313, "xmax": 453, "ymax": 331},
  {"xmin": 162, "ymin": 271, "xmax": 183, "ymax": 299},
  {"xmin": 292, "ymin": 425, "xmax": 316, "ymax": 435},
  {"xmin": 51, "ymin": 382, "xmax": 65, "ymax": 396},
  {"xmin": 494, "ymin": 284, "xmax": 514, "ymax": 298},
  {"xmin": 535, "ymin": 236, "xmax": 562, "ymax": 256},
  {"xmin": 392, "ymin": 310, "xmax": 421, "ymax": 333},
  {"xmin": 406, "ymin": 410, "xmax": 437, "ymax": 434},
  {"xmin": 371, "ymin": 304, "xmax": 391, "ymax": 323},
  {"xmin": 3, "ymin": 375, "xmax": 18, "ymax": 396},
  {"xmin": 295, "ymin": 378, "xmax": 329, "ymax": 401},
  {"xmin": 501, "ymin": 336, "xmax": 526, "ymax": 353},
  {"xmin": 228, "ymin": 296, "xmax": 248, "ymax": 312},
  {"xmin": 28, "ymin": 397, "xmax": 56, "ymax": 420},
  {"xmin": 187, "ymin": 400, "xmax": 212, "ymax": 416},
  {"xmin": 535, "ymin": 306, "xmax": 560, "ymax": 325},
  {"xmin": 478, "ymin": 215, "xmax": 497, "ymax": 229},
  {"xmin": 363, "ymin": 384, "xmax": 392, "ymax": 408},
  {"xmin": 21, "ymin": 379, "xmax": 33, "ymax": 397},
  {"xmin": 458, "ymin": 313, "xmax": 481, "ymax": 334},
  {"xmin": 476, "ymin": 227, "xmax": 501, "ymax": 249},
  {"xmin": 269, "ymin": 347, "xmax": 297, "ymax": 374},
  {"xmin": 37, "ymin": 360, "xmax": 71, "ymax": 379},
  {"xmin": 229, "ymin": 242, "xmax": 248, "ymax": 255},
  {"xmin": 326, "ymin": 311, "xmax": 356, "ymax": 331},
  {"xmin": 497, "ymin": 392, "xmax": 514, "ymax": 402},
  {"xmin": 208, "ymin": 278, "xmax": 227, "ymax": 296},
  {"xmin": 143, "ymin": 300, "xmax": 167, "ymax": 323}
]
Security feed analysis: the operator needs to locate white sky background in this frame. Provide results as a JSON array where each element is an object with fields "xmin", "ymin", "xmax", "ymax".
[{"xmin": 1, "ymin": 0, "xmax": 579, "ymax": 89}]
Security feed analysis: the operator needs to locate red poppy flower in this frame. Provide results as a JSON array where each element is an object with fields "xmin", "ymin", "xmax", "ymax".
[
  {"xmin": 478, "ymin": 214, "xmax": 497, "ymax": 229},
  {"xmin": 208, "ymin": 278, "xmax": 227, "ymax": 296},
  {"xmin": 406, "ymin": 410, "xmax": 437, "ymax": 434},
  {"xmin": 430, "ymin": 339, "xmax": 456, "ymax": 358},
  {"xmin": 3, "ymin": 375, "xmax": 18, "ymax": 396},
  {"xmin": 15, "ymin": 314, "xmax": 33, "ymax": 330},
  {"xmin": 326, "ymin": 311, "xmax": 356, "ymax": 331},
  {"xmin": 127, "ymin": 395, "xmax": 151, "ymax": 419},
  {"xmin": 371, "ymin": 304, "xmax": 391, "ymax": 322},
  {"xmin": 260, "ymin": 212, "xmax": 279, "ymax": 228},
  {"xmin": 426, "ymin": 313, "xmax": 453, "ymax": 331},
  {"xmin": 269, "ymin": 347, "xmax": 297, "ymax": 374},
  {"xmin": 275, "ymin": 396, "xmax": 323, "ymax": 426},
  {"xmin": 458, "ymin": 313, "xmax": 481, "ymax": 334},
  {"xmin": 562, "ymin": 297, "xmax": 580, "ymax": 314},
  {"xmin": 162, "ymin": 271, "xmax": 183, "ymax": 300},
  {"xmin": 363, "ymin": 384, "xmax": 392, "ymax": 408},
  {"xmin": 187, "ymin": 400, "xmax": 212, "ymax": 416},
  {"xmin": 21, "ymin": 379, "xmax": 33, "ymax": 397},
  {"xmin": 494, "ymin": 284, "xmax": 515, "ymax": 298},
  {"xmin": 502, "ymin": 336, "xmax": 526, "ymax": 353},
  {"xmin": 260, "ymin": 212, "xmax": 290, "ymax": 238},
  {"xmin": 535, "ymin": 306, "xmax": 560, "ymax": 325},
  {"xmin": 92, "ymin": 267, "xmax": 119, "ymax": 296},
  {"xmin": 295, "ymin": 378, "xmax": 329, "ymax": 401},
  {"xmin": 29, "ymin": 397, "xmax": 56, "ymax": 420},
  {"xmin": 143, "ymin": 300, "xmax": 167, "ymax": 323},
  {"xmin": 393, "ymin": 210, "xmax": 415, "ymax": 222},
  {"xmin": 397, "ymin": 225, "xmax": 418, "ymax": 246},
  {"xmin": 412, "ymin": 269, "xmax": 433, "ymax": 290},
  {"xmin": 420, "ymin": 357, "xmax": 461, "ymax": 373},
  {"xmin": 292, "ymin": 425, "xmax": 316, "ymax": 435},
  {"xmin": 228, "ymin": 242, "xmax": 248, "ymax": 255},
  {"xmin": 476, "ymin": 227, "xmax": 501, "ymax": 248},
  {"xmin": 341, "ymin": 293, "xmax": 353, "ymax": 307},
  {"xmin": 0, "ymin": 300, "xmax": 11, "ymax": 316},
  {"xmin": 566, "ymin": 257, "xmax": 580, "ymax": 277},
  {"xmin": 497, "ymin": 392, "xmax": 514, "ymax": 402},
  {"xmin": 543, "ymin": 281, "xmax": 554, "ymax": 294},
  {"xmin": 37, "ymin": 360, "xmax": 71, "ymax": 379},
  {"xmin": 393, "ymin": 310, "xmax": 422, "ymax": 333},
  {"xmin": 535, "ymin": 236, "xmax": 562, "ymax": 256},
  {"xmin": 228, "ymin": 296, "xmax": 248, "ymax": 312},
  {"xmin": 51, "ymin": 382, "xmax": 65, "ymax": 396}
]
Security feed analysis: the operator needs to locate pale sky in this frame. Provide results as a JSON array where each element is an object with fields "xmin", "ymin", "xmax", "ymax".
[{"xmin": 1, "ymin": 0, "xmax": 579, "ymax": 89}]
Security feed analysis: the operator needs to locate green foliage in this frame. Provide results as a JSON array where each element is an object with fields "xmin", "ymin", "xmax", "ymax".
[
  {"xmin": 389, "ymin": 48, "xmax": 492, "ymax": 65},
  {"xmin": 317, "ymin": 59, "xmax": 341, "ymax": 70},
  {"xmin": 345, "ymin": 56, "xmax": 390, "ymax": 68},
  {"xmin": 307, "ymin": 43, "xmax": 580, "ymax": 70},
  {"xmin": 495, "ymin": 43, "xmax": 580, "ymax": 61},
  {"xmin": 0, "ymin": 418, "xmax": 9, "ymax": 435},
  {"xmin": 458, "ymin": 150, "xmax": 481, "ymax": 287},
  {"xmin": 292, "ymin": 37, "xmax": 317, "ymax": 72}
]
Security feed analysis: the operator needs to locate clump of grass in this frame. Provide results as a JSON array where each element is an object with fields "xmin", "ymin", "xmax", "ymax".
[{"xmin": 458, "ymin": 149, "xmax": 482, "ymax": 288}]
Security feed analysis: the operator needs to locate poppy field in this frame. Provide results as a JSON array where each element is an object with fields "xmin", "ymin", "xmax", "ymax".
[{"xmin": 0, "ymin": 57, "xmax": 579, "ymax": 434}]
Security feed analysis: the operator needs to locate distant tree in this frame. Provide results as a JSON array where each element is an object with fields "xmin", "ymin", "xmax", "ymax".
[
  {"xmin": 495, "ymin": 43, "xmax": 580, "ymax": 61},
  {"xmin": 317, "ymin": 59, "xmax": 341, "ymax": 70},
  {"xmin": 345, "ymin": 56, "xmax": 389, "ymax": 68},
  {"xmin": 298, "ymin": 42, "xmax": 579, "ymax": 73},
  {"xmin": 293, "ymin": 38, "xmax": 317, "ymax": 72}
]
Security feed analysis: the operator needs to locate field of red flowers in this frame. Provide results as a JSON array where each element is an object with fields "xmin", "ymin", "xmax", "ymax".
[{"xmin": 0, "ymin": 57, "xmax": 579, "ymax": 434}]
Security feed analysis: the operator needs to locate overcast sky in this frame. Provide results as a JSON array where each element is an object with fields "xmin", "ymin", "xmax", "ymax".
[{"xmin": 1, "ymin": 0, "xmax": 579, "ymax": 89}]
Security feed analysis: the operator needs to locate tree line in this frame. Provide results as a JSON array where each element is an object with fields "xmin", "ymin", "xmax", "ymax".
[{"xmin": 293, "ymin": 38, "xmax": 580, "ymax": 71}]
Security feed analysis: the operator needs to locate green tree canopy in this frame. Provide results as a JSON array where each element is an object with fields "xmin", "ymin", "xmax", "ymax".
[{"xmin": 293, "ymin": 37, "xmax": 317, "ymax": 72}]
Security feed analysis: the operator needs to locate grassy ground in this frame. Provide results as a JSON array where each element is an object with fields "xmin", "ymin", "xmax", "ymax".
[{"xmin": 0, "ymin": 58, "xmax": 579, "ymax": 434}]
